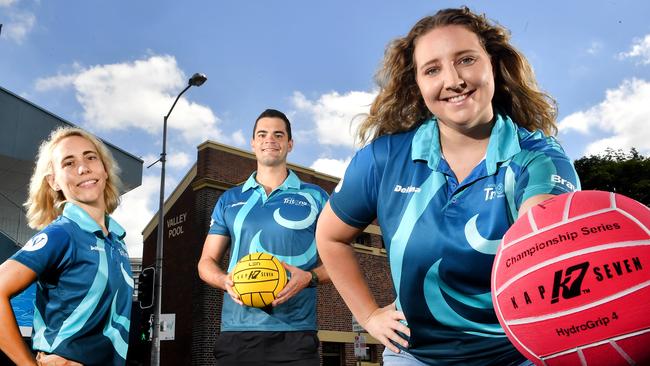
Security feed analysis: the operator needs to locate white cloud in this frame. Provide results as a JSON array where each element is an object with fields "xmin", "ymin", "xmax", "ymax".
[
  {"xmin": 0, "ymin": 0, "xmax": 18, "ymax": 7},
  {"xmin": 310, "ymin": 157, "xmax": 351, "ymax": 178},
  {"xmin": 35, "ymin": 73, "xmax": 76, "ymax": 90},
  {"xmin": 35, "ymin": 55, "xmax": 222, "ymax": 145},
  {"xmin": 618, "ymin": 34, "xmax": 650, "ymax": 65},
  {"xmin": 587, "ymin": 41, "xmax": 603, "ymax": 55},
  {"xmin": 140, "ymin": 154, "xmax": 160, "ymax": 168},
  {"xmin": 291, "ymin": 90, "xmax": 376, "ymax": 147},
  {"xmin": 3, "ymin": 11, "xmax": 35, "ymax": 43},
  {"xmin": 113, "ymin": 175, "xmax": 159, "ymax": 258},
  {"xmin": 167, "ymin": 151, "xmax": 191, "ymax": 169},
  {"xmin": 557, "ymin": 110, "xmax": 590, "ymax": 134},
  {"xmin": 558, "ymin": 78, "xmax": 650, "ymax": 156},
  {"xmin": 231, "ymin": 129, "xmax": 247, "ymax": 147}
]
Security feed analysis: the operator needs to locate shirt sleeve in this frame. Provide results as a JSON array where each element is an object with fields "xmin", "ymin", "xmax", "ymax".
[
  {"xmin": 329, "ymin": 144, "xmax": 379, "ymax": 228},
  {"xmin": 516, "ymin": 146, "xmax": 581, "ymax": 207},
  {"xmin": 208, "ymin": 193, "xmax": 230, "ymax": 236},
  {"xmin": 10, "ymin": 224, "xmax": 72, "ymax": 277},
  {"xmin": 318, "ymin": 187, "xmax": 330, "ymax": 209}
]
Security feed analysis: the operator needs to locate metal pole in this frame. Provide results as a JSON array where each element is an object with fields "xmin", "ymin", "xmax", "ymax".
[{"xmin": 150, "ymin": 84, "xmax": 191, "ymax": 366}]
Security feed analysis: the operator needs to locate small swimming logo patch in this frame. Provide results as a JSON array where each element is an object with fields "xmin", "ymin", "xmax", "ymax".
[{"xmin": 22, "ymin": 233, "xmax": 48, "ymax": 252}]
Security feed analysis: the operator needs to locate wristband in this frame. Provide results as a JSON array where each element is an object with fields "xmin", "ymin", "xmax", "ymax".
[{"xmin": 308, "ymin": 270, "xmax": 319, "ymax": 288}]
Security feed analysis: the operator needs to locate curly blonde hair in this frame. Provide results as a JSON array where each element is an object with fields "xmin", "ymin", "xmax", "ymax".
[
  {"xmin": 25, "ymin": 126, "xmax": 123, "ymax": 230},
  {"xmin": 358, "ymin": 6, "xmax": 558, "ymax": 143}
]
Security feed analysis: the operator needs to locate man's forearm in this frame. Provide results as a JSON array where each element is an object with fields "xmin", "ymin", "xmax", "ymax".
[{"xmin": 198, "ymin": 258, "xmax": 228, "ymax": 290}]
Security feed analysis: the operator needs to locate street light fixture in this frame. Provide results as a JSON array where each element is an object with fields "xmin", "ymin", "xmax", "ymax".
[{"xmin": 150, "ymin": 72, "xmax": 206, "ymax": 366}]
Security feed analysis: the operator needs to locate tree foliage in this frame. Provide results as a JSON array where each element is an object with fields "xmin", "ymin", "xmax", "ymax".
[{"xmin": 574, "ymin": 148, "xmax": 650, "ymax": 206}]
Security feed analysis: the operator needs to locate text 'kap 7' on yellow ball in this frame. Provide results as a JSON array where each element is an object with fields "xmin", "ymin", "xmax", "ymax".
[{"xmin": 232, "ymin": 252, "xmax": 288, "ymax": 308}]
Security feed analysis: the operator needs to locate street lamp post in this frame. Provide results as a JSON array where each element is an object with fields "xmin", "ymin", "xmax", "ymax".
[{"xmin": 150, "ymin": 73, "xmax": 206, "ymax": 366}]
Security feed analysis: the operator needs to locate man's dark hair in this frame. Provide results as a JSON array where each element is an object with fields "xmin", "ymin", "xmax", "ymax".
[{"xmin": 253, "ymin": 109, "xmax": 292, "ymax": 140}]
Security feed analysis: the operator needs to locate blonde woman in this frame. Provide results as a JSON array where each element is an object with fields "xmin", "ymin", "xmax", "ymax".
[
  {"xmin": 0, "ymin": 127, "xmax": 132, "ymax": 365},
  {"xmin": 316, "ymin": 7, "xmax": 580, "ymax": 366}
]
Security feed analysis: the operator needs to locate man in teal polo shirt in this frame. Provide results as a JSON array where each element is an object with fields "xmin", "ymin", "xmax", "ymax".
[{"xmin": 198, "ymin": 109, "xmax": 329, "ymax": 366}]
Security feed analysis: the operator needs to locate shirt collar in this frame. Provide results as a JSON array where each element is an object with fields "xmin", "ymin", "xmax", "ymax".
[
  {"xmin": 62, "ymin": 202, "xmax": 126, "ymax": 239},
  {"xmin": 484, "ymin": 111, "xmax": 521, "ymax": 175},
  {"xmin": 241, "ymin": 169, "xmax": 301, "ymax": 193},
  {"xmin": 411, "ymin": 110, "xmax": 521, "ymax": 174},
  {"xmin": 411, "ymin": 116, "xmax": 442, "ymax": 171}
]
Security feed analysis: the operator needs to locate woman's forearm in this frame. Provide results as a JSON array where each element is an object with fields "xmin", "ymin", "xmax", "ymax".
[
  {"xmin": 318, "ymin": 239, "xmax": 380, "ymax": 325},
  {"xmin": 0, "ymin": 297, "xmax": 37, "ymax": 365}
]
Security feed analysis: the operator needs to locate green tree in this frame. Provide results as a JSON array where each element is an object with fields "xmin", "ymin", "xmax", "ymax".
[{"xmin": 574, "ymin": 148, "xmax": 650, "ymax": 206}]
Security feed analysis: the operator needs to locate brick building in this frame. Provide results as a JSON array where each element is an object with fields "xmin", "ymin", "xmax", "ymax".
[{"xmin": 140, "ymin": 141, "xmax": 394, "ymax": 366}]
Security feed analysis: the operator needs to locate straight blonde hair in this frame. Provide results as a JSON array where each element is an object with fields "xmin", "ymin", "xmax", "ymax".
[{"xmin": 25, "ymin": 126, "xmax": 123, "ymax": 230}]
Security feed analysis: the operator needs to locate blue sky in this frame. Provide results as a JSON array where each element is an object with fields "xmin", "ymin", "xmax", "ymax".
[{"xmin": 2, "ymin": 0, "xmax": 650, "ymax": 257}]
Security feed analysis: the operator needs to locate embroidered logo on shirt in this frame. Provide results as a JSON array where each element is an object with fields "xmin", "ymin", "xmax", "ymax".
[
  {"xmin": 228, "ymin": 201, "xmax": 246, "ymax": 208},
  {"xmin": 90, "ymin": 245, "xmax": 106, "ymax": 252},
  {"xmin": 393, "ymin": 184, "xmax": 421, "ymax": 193},
  {"xmin": 117, "ymin": 247, "xmax": 129, "ymax": 258},
  {"xmin": 484, "ymin": 183, "xmax": 505, "ymax": 201},
  {"xmin": 283, "ymin": 197, "xmax": 309, "ymax": 207},
  {"xmin": 22, "ymin": 233, "xmax": 48, "ymax": 252},
  {"xmin": 551, "ymin": 174, "xmax": 577, "ymax": 191}
]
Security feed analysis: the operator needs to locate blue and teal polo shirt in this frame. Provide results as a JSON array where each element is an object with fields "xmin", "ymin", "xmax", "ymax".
[
  {"xmin": 209, "ymin": 170, "xmax": 329, "ymax": 332},
  {"xmin": 329, "ymin": 113, "xmax": 580, "ymax": 365},
  {"xmin": 11, "ymin": 203, "xmax": 133, "ymax": 366}
]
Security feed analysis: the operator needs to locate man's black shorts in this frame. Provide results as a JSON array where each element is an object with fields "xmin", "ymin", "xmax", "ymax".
[{"xmin": 213, "ymin": 330, "xmax": 319, "ymax": 366}]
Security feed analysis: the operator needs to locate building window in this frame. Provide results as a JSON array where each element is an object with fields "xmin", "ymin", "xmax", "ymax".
[
  {"xmin": 355, "ymin": 233, "xmax": 371, "ymax": 246},
  {"xmin": 321, "ymin": 342, "xmax": 344, "ymax": 366}
]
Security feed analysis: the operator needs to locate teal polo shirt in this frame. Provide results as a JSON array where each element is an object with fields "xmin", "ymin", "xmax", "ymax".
[
  {"xmin": 329, "ymin": 112, "xmax": 580, "ymax": 365},
  {"xmin": 11, "ymin": 203, "xmax": 133, "ymax": 366},
  {"xmin": 209, "ymin": 170, "xmax": 329, "ymax": 331}
]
